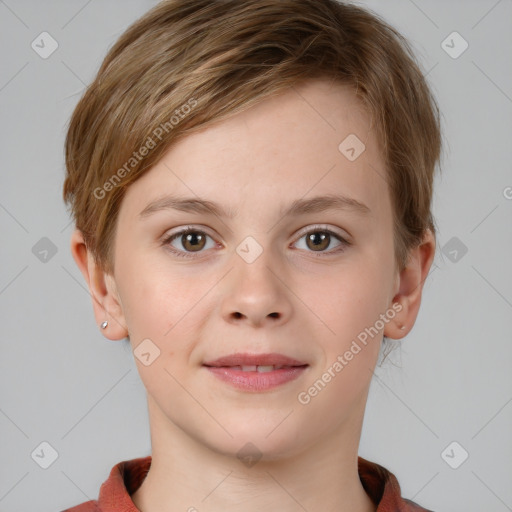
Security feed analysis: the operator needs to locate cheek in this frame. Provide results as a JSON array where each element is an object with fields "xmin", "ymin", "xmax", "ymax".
[
  {"xmin": 308, "ymin": 257, "xmax": 392, "ymax": 344},
  {"xmin": 295, "ymin": 266, "xmax": 388, "ymax": 417},
  {"xmin": 117, "ymin": 254, "xmax": 195, "ymax": 333},
  {"xmin": 117, "ymin": 258, "xmax": 217, "ymax": 374}
]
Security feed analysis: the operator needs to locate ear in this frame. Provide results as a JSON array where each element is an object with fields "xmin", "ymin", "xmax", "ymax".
[
  {"xmin": 384, "ymin": 228, "xmax": 436, "ymax": 340},
  {"xmin": 70, "ymin": 229, "xmax": 129, "ymax": 341}
]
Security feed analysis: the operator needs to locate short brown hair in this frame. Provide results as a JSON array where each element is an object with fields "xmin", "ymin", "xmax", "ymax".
[{"xmin": 63, "ymin": 0, "xmax": 442, "ymax": 275}]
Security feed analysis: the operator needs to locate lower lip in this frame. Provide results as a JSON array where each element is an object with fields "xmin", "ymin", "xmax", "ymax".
[{"xmin": 203, "ymin": 366, "xmax": 308, "ymax": 391}]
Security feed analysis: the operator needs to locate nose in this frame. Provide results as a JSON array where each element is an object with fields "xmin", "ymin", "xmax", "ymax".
[{"xmin": 219, "ymin": 249, "xmax": 293, "ymax": 328}]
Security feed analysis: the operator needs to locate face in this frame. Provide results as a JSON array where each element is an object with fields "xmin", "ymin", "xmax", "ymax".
[{"xmin": 108, "ymin": 78, "xmax": 401, "ymax": 460}]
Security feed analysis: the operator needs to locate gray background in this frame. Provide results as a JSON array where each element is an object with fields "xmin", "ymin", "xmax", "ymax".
[{"xmin": 1, "ymin": 0, "xmax": 511, "ymax": 510}]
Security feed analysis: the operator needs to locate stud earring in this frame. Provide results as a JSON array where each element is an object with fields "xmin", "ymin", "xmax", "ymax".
[
  {"xmin": 100, "ymin": 320, "xmax": 108, "ymax": 329},
  {"xmin": 399, "ymin": 324, "xmax": 406, "ymax": 330}
]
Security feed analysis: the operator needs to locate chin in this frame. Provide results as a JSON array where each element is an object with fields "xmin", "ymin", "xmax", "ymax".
[{"xmin": 201, "ymin": 419, "xmax": 308, "ymax": 462}]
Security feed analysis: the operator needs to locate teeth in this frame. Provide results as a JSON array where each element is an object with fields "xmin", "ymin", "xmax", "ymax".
[
  {"xmin": 256, "ymin": 365, "xmax": 275, "ymax": 373},
  {"xmin": 229, "ymin": 365, "xmax": 289, "ymax": 372}
]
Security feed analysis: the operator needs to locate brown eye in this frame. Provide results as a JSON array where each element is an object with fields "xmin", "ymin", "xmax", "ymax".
[
  {"xmin": 163, "ymin": 228, "xmax": 215, "ymax": 258},
  {"xmin": 293, "ymin": 227, "xmax": 349, "ymax": 257},
  {"xmin": 181, "ymin": 231, "xmax": 206, "ymax": 252},
  {"xmin": 305, "ymin": 231, "xmax": 331, "ymax": 251}
]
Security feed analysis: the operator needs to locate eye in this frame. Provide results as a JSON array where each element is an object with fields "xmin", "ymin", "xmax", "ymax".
[
  {"xmin": 162, "ymin": 227, "xmax": 217, "ymax": 259},
  {"xmin": 162, "ymin": 225, "xmax": 351, "ymax": 260},
  {"xmin": 292, "ymin": 226, "xmax": 350, "ymax": 256}
]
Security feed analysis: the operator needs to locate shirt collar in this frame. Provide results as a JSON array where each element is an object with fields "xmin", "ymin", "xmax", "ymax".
[{"xmin": 95, "ymin": 455, "xmax": 431, "ymax": 511}]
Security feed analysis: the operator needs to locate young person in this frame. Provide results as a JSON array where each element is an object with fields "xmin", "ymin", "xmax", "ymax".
[{"xmin": 61, "ymin": 0, "xmax": 441, "ymax": 510}]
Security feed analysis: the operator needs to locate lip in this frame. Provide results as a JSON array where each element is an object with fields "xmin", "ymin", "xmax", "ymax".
[
  {"xmin": 204, "ymin": 366, "xmax": 308, "ymax": 392},
  {"xmin": 203, "ymin": 352, "xmax": 307, "ymax": 367},
  {"xmin": 202, "ymin": 352, "xmax": 309, "ymax": 392}
]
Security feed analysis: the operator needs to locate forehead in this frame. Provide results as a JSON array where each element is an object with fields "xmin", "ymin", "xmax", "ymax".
[{"xmin": 120, "ymin": 78, "xmax": 390, "ymax": 226}]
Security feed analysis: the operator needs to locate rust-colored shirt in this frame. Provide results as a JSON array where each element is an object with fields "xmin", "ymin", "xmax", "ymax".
[{"xmin": 61, "ymin": 455, "xmax": 433, "ymax": 511}]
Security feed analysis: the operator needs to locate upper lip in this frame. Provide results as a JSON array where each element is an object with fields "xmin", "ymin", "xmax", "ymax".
[{"xmin": 203, "ymin": 352, "xmax": 308, "ymax": 367}]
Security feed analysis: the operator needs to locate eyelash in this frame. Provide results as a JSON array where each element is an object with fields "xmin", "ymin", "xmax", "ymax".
[{"xmin": 161, "ymin": 225, "xmax": 351, "ymax": 260}]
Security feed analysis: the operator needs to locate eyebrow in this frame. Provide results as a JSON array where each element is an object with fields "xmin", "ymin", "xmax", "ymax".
[{"xmin": 138, "ymin": 193, "xmax": 371, "ymax": 220}]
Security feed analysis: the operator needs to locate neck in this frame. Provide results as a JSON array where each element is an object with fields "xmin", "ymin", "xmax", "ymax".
[{"xmin": 131, "ymin": 396, "xmax": 376, "ymax": 512}]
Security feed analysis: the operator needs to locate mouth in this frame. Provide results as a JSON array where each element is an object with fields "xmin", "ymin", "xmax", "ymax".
[
  {"xmin": 205, "ymin": 364, "xmax": 307, "ymax": 372},
  {"xmin": 202, "ymin": 353, "xmax": 309, "ymax": 392},
  {"xmin": 203, "ymin": 352, "xmax": 308, "ymax": 368}
]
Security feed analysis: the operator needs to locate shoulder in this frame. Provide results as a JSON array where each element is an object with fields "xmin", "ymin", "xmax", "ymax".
[
  {"xmin": 60, "ymin": 455, "xmax": 151, "ymax": 512},
  {"xmin": 402, "ymin": 497, "xmax": 435, "ymax": 511},
  {"xmin": 60, "ymin": 499, "xmax": 100, "ymax": 511},
  {"xmin": 357, "ymin": 456, "xmax": 435, "ymax": 511}
]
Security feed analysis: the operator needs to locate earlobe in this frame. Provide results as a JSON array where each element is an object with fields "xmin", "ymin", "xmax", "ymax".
[
  {"xmin": 383, "ymin": 300, "xmax": 409, "ymax": 339},
  {"xmin": 384, "ymin": 229, "xmax": 436, "ymax": 340},
  {"xmin": 69, "ymin": 229, "xmax": 129, "ymax": 341}
]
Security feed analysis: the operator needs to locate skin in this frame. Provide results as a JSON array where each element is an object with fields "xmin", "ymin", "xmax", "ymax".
[{"xmin": 71, "ymin": 78, "xmax": 435, "ymax": 512}]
